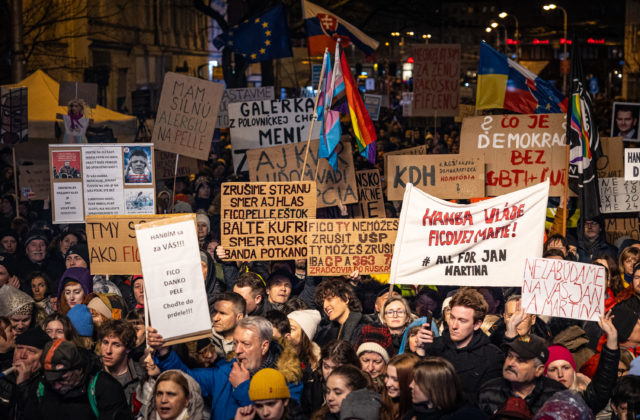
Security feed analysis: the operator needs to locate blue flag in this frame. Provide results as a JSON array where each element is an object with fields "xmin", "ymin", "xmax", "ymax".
[{"xmin": 214, "ymin": 4, "xmax": 293, "ymax": 62}]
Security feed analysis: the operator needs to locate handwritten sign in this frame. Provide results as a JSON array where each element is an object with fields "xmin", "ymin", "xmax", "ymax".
[
  {"xmin": 598, "ymin": 137, "xmax": 624, "ymax": 178},
  {"xmin": 455, "ymin": 104, "xmax": 476, "ymax": 123},
  {"xmin": 229, "ymin": 98, "xmax": 321, "ymax": 172},
  {"xmin": 460, "ymin": 114, "xmax": 567, "ymax": 196},
  {"xmin": 246, "ymin": 139, "xmax": 358, "ymax": 208},
  {"xmin": 152, "ymin": 72, "xmax": 224, "ymax": 160},
  {"xmin": 136, "ymin": 214, "xmax": 212, "ymax": 345},
  {"xmin": 386, "ymin": 155, "xmax": 484, "ymax": 201},
  {"xmin": 18, "ymin": 162, "xmax": 49, "ymax": 200},
  {"xmin": 522, "ymin": 257, "xmax": 605, "ymax": 322},
  {"xmin": 221, "ymin": 181, "xmax": 316, "ymax": 261},
  {"xmin": 384, "ymin": 145, "xmax": 427, "ymax": 185},
  {"xmin": 216, "ymin": 86, "xmax": 275, "ymax": 128},
  {"xmin": 353, "ymin": 169, "xmax": 386, "ymax": 218},
  {"xmin": 363, "ymin": 94, "xmax": 382, "ymax": 121},
  {"xmin": 599, "ymin": 177, "xmax": 640, "ymax": 213},
  {"xmin": 155, "ymin": 150, "xmax": 200, "ymax": 180},
  {"xmin": 86, "ymin": 215, "xmax": 175, "ymax": 275},
  {"xmin": 604, "ymin": 215, "xmax": 640, "ymax": 244},
  {"xmin": 307, "ymin": 219, "xmax": 398, "ymax": 275},
  {"xmin": 412, "ymin": 44, "xmax": 460, "ymax": 117},
  {"xmin": 49, "ymin": 144, "xmax": 156, "ymax": 224},
  {"xmin": 624, "ymin": 149, "xmax": 640, "ymax": 180},
  {"xmin": 390, "ymin": 181, "xmax": 549, "ymax": 286}
]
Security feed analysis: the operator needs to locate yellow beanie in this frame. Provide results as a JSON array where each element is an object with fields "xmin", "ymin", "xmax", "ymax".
[{"xmin": 248, "ymin": 368, "xmax": 290, "ymax": 401}]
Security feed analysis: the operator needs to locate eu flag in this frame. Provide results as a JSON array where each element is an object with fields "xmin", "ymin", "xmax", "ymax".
[{"xmin": 214, "ymin": 4, "xmax": 293, "ymax": 63}]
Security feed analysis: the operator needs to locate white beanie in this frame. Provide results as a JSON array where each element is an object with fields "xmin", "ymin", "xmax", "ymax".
[
  {"xmin": 196, "ymin": 211, "xmax": 210, "ymax": 231},
  {"xmin": 356, "ymin": 343, "xmax": 390, "ymax": 363},
  {"xmin": 287, "ymin": 309, "xmax": 321, "ymax": 341}
]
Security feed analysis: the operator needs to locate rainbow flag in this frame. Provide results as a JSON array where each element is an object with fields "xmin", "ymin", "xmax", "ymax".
[
  {"xmin": 317, "ymin": 47, "xmax": 345, "ymax": 171},
  {"xmin": 339, "ymin": 49, "xmax": 377, "ymax": 163}
]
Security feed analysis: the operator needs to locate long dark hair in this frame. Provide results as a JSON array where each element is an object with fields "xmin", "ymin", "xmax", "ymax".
[
  {"xmin": 381, "ymin": 353, "xmax": 420, "ymax": 420},
  {"xmin": 412, "ymin": 357, "xmax": 463, "ymax": 413},
  {"xmin": 319, "ymin": 339, "xmax": 360, "ymax": 377}
]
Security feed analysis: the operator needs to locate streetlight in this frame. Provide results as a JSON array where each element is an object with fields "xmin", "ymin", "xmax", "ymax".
[
  {"xmin": 499, "ymin": 11, "xmax": 520, "ymax": 61},
  {"xmin": 490, "ymin": 21, "xmax": 508, "ymax": 54},
  {"xmin": 543, "ymin": 3, "xmax": 568, "ymax": 93}
]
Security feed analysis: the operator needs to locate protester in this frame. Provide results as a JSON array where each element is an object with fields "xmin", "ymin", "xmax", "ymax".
[
  {"xmin": 234, "ymin": 272, "xmax": 268, "ymax": 317},
  {"xmin": 56, "ymin": 267, "xmax": 92, "ymax": 315},
  {"xmin": 340, "ymin": 388, "xmax": 382, "ymax": 420},
  {"xmin": 610, "ymin": 375, "xmax": 640, "ymax": 420},
  {"xmin": 355, "ymin": 325, "xmax": 393, "ymax": 392},
  {"xmin": 382, "ymin": 353, "xmax": 420, "ymax": 420},
  {"xmin": 67, "ymin": 304, "xmax": 95, "ymax": 350},
  {"xmin": 211, "ymin": 291, "xmax": 246, "ymax": 357},
  {"xmin": 489, "ymin": 294, "xmax": 551, "ymax": 349},
  {"xmin": 0, "ymin": 316, "xmax": 16, "ymax": 371},
  {"xmin": 578, "ymin": 217, "xmax": 617, "ymax": 262},
  {"xmin": 287, "ymin": 309, "xmax": 322, "ymax": 374},
  {"xmin": 234, "ymin": 368, "xmax": 305, "ymax": 420},
  {"xmin": 0, "ymin": 285, "xmax": 35, "ymax": 335},
  {"xmin": 380, "ymin": 296, "xmax": 416, "ymax": 353},
  {"xmin": 311, "ymin": 364, "xmax": 371, "ymax": 420},
  {"xmin": 143, "ymin": 369, "xmax": 204, "ymax": 420},
  {"xmin": 17, "ymin": 230, "xmax": 50, "ymax": 285},
  {"xmin": 266, "ymin": 271, "xmax": 296, "ymax": 311}
]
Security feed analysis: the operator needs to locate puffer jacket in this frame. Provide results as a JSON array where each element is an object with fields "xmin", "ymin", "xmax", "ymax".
[
  {"xmin": 580, "ymin": 345, "xmax": 620, "ymax": 413},
  {"xmin": 478, "ymin": 375, "xmax": 566, "ymax": 416}
]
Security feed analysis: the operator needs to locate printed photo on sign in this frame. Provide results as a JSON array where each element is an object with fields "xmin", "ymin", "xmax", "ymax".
[
  {"xmin": 124, "ymin": 146, "xmax": 153, "ymax": 184},
  {"xmin": 125, "ymin": 188, "xmax": 155, "ymax": 213},
  {"xmin": 611, "ymin": 102, "xmax": 640, "ymax": 141},
  {"xmin": 52, "ymin": 151, "xmax": 82, "ymax": 179}
]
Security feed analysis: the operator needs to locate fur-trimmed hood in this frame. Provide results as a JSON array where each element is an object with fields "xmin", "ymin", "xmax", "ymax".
[{"xmin": 226, "ymin": 338, "xmax": 303, "ymax": 384}]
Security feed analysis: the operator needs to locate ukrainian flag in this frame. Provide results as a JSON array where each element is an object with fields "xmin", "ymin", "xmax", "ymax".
[{"xmin": 476, "ymin": 41, "xmax": 509, "ymax": 110}]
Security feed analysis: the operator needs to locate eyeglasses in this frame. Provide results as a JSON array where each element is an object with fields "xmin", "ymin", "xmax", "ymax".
[
  {"xmin": 584, "ymin": 221, "xmax": 600, "ymax": 227},
  {"xmin": 385, "ymin": 309, "xmax": 406, "ymax": 317}
]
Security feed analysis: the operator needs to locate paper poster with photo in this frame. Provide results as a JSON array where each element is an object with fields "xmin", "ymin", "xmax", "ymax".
[
  {"xmin": 124, "ymin": 146, "xmax": 153, "ymax": 184},
  {"xmin": 611, "ymin": 102, "xmax": 640, "ymax": 142},
  {"xmin": 52, "ymin": 150, "xmax": 82, "ymax": 179},
  {"xmin": 125, "ymin": 189, "xmax": 155, "ymax": 214}
]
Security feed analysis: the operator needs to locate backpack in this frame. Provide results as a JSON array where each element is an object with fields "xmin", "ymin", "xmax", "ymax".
[{"xmin": 37, "ymin": 371, "xmax": 101, "ymax": 418}]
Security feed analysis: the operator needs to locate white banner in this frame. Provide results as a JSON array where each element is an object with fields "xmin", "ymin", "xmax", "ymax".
[
  {"xmin": 624, "ymin": 149, "xmax": 640, "ymax": 180},
  {"xmin": 135, "ymin": 214, "xmax": 212, "ymax": 344},
  {"xmin": 217, "ymin": 87, "xmax": 275, "ymax": 128},
  {"xmin": 390, "ymin": 181, "xmax": 549, "ymax": 286},
  {"xmin": 229, "ymin": 98, "xmax": 321, "ymax": 173},
  {"xmin": 522, "ymin": 257, "xmax": 605, "ymax": 322}
]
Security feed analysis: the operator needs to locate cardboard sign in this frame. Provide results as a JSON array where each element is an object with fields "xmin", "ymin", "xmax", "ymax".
[
  {"xmin": 152, "ymin": 72, "xmax": 224, "ymax": 160},
  {"xmin": 363, "ymin": 94, "xmax": 382, "ymax": 121},
  {"xmin": 604, "ymin": 215, "xmax": 640, "ymax": 244},
  {"xmin": 136, "ymin": 214, "xmax": 212, "ymax": 345},
  {"xmin": 307, "ymin": 219, "xmax": 398, "ymax": 275},
  {"xmin": 221, "ymin": 181, "xmax": 316, "ymax": 261},
  {"xmin": 58, "ymin": 82, "xmax": 98, "ymax": 108},
  {"xmin": 599, "ymin": 177, "xmax": 640, "ymax": 213},
  {"xmin": 598, "ymin": 137, "xmax": 624, "ymax": 178},
  {"xmin": 49, "ymin": 144, "xmax": 156, "ymax": 224},
  {"xmin": 246, "ymin": 139, "xmax": 358, "ymax": 208},
  {"xmin": 0, "ymin": 87, "xmax": 28, "ymax": 144},
  {"xmin": 386, "ymin": 155, "xmax": 484, "ymax": 201},
  {"xmin": 384, "ymin": 145, "xmax": 427, "ymax": 182},
  {"xmin": 154, "ymin": 150, "xmax": 200, "ymax": 180},
  {"xmin": 18, "ymin": 162, "xmax": 49, "ymax": 200},
  {"xmin": 624, "ymin": 149, "xmax": 640, "ymax": 180},
  {"xmin": 353, "ymin": 169, "xmax": 386, "ymax": 218},
  {"xmin": 522, "ymin": 257, "xmax": 605, "ymax": 322},
  {"xmin": 229, "ymin": 98, "xmax": 321, "ymax": 173},
  {"xmin": 401, "ymin": 92, "xmax": 413, "ymax": 117},
  {"xmin": 455, "ymin": 104, "xmax": 475, "ymax": 123},
  {"xmin": 610, "ymin": 101, "xmax": 640, "ymax": 142},
  {"xmin": 460, "ymin": 113, "xmax": 567, "ymax": 196},
  {"xmin": 412, "ymin": 44, "xmax": 460, "ymax": 117},
  {"xmin": 216, "ymin": 86, "xmax": 275, "ymax": 128},
  {"xmin": 390, "ymin": 180, "xmax": 549, "ymax": 286}
]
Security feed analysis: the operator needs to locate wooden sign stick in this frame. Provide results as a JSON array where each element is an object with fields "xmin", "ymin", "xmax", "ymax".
[
  {"xmin": 171, "ymin": 154, "xmax": 179, "ymax": 213},
  {"xmin": 301, "ymin": 48, "xmax": 328, "ymax": 181},
  {"xmin": 11, "ymin": 147, "xmax": 18, "ymax": 210}
]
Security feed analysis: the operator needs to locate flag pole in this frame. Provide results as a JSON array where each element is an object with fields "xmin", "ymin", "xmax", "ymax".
[
  {"xmin": 301, "ymin": 48, "xmax": 328, "ymax": 181},
  {"xmin": 562, "ymin": 144, "xmax": 570, "ymax": 236}
]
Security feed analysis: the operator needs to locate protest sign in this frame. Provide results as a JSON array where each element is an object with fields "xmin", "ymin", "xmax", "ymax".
[
  {"xmin": 221, "ymin": 181, "xmax": 316, "ymax": 261},
  {"xmin": 216, "ymin": 86, "xmax": 275, "ymax": 128},
  {"xmin": 604, "ymin": 215, "xmax": 640, "ymax": 244},
  {"xmin": 152, "ymin": 72, "xmax": 224, "ymax": 160},
  {"xmin": 136, "ymin": 214, "xmax": 212, "ymax": 345},
  {"xmin": 363, "ymin": 94, "xmax": 382, "ymax": 121},
  {"xmin": 49, "ymin": 144, "xmax": 156, "ymax": 224},
  {"xmin": 307, "ymin": 219, "xmax": 398, "ymax": 275},
  {"xmin": 389, "ymin": 180, "xmax": 549, "ymax": 286},
  {"xmin": 353, "ymin": 169, "xmax": 386, "ymax": 218},
  {"xmin": 386, "ymin": 155, "xmax": 484, "ymax": 200},
  {"xmin": 154, "ymin": 150, "xmax": 200, "ymax": 180},
  {"xmin": 0, "ymin": 86, "xmax": 28, "ymax": 144},
  {"xmin": 229, "ymin": 98, "xmax": 321, "ymax": 173},
  {"xmin": 599, "ymin": 177, "xmax": 640, "ymax": 213},
  {"xmin": 598, "ymin": 137, "xmax": 624, "ymax": 178},
  {"xmin": 455, "ymin": 104, "xmax": 475, "ymax": 123},
  {"xmin": 610, "ymin": 102, "xmax": 640, "ymax": 142},
  {"xmin": 383, "ymin": 145, "xmax": 427, "ymax": 183},
  {"xmin": 624, "ymin": 149, "xmax": 640, "ymax": 180},
  {"xmin": 460, "ymin": 113, "xmax": 567, "ymax": 196},
  {"xmin": 18, "ymin": 162, "xmax": 49, "ymax": 200},
  {"xmin": 246, "ymin": 139, "xmax": 358, "ymax": 208},
  {"xmin": 86, "ymin": 214, "xmax": 175, "ymax": 275},
  {"xmin": 412, "ymin": 44, "xmax": 460, "ymax": 117},
  {"xmin": 522, "ymin": 257, "xmax": 605, "ymax": 322}
]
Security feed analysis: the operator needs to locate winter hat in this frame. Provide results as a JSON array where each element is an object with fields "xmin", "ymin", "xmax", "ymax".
[
  {"xmin": 15, "ymin": 327, "xmax": 50, "ymax": 349},
  {"xmin": 611, "ymin": 303, "xmax": 640, "ymax": 342},
  {"xmin": 629, "ymin": 356, "xmax": 640, "ymax": 376},
  {"xmin": 507, "ymin": 335, "xmax": 549, "ymax": 364},
  {"xmin": 57, "ymin": 267, "xmax": 93, "ymax": 300},
  {"xmin": 196, "ymin": 338, "xmax": 213, "ymax": 352},
  {"xmin": 67, "ymin": 304, "xmax": 93, "ymax": 337},
  {"xmin": 544, "ymin": 345, "xmax": 577, "ymax": 375},
  {"xmin": 64, "ymin": 243, "xmax": 90, "ymax": 266},
  {"xmin": 0, "ymin": 285, "xmax": 34, "ymax": 317},
  {"xmin": 0, "ymin": 229, "xmax": 18, "ymax": 243},
  {"xmin": 493, "ymin": 396, "xmax": 533, "ymax": 420},
  {"xmin": 288, "ymin": 310, "xmax": 321, "ymax": 340},
  {"xmin": 532, "ymin": 390, "xmax": 594, "ymax": 420},
  {"xmin": 86, "ymin": 293, "xmax": 126, "ymax": 320},
  {"xmin": 0, "ymin": 254, "xmax": 16, "ymax": 277},
  {"xmin": 174, "ymin": 200, "xmax": 193, "ymax": 214},
  {"xmin": 339, "ymin": 388, "xmax": 382, "ymax": 420},
  {"xmin": 194, "ymin": 176, "xmax": 212, "ymax": 194},
  {"xmin": 249, "ymin": 368, "xmax": 290, "ymax": 401},
  {"xmin": 355, "ymin": 325, "xmax": 393, "ymax": 363},
  {"xmin": 24, "ymin": 229, "xmax": 50, "ymax": 247},
  {"xmin": 41, "ymin": 339, "xmax": 82, "ymax": 381},
  {"xmin": 196, "ymin": 211, "xmax": 210, "ymax": 231}
]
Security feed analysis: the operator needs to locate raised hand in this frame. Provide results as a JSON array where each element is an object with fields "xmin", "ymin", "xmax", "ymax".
[{"xmin": 598, "ymin": 310, "xmax": 618, "ymax": 350}]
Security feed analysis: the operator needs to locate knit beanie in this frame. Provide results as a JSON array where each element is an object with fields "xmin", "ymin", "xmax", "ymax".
[
  {"xmin": 287, "ymin": 309, "xmax": 321, "ymax": 341},
  {"xmin": 611, "ymin": 303, "xmax": 640, "ymax": 342},
  {"xmin": 15, "ymin": 327, "xmax": 51, "ymax": 349},
  {"xmin": 174, "ymin": 200, "xmax": 193, "ymax": 214},
  {"xmin": 196, "ymin": 211, "xmax": 210, "ymax": 231},
  {"xmin": 86, "ymin": 293, "xmax": 126, "ymax": 320},
  {"xmin": 0, "ymin": 285, "xmax": 34, "ymax": 317},
  {"xmin": 67, "ymin": 304, "xmax": 93, "ymax": 337},
  {"xmin": 249, "ymin": 368, "xmax": 290, "ymax": 401},
  {"xmin": 629, "ymin": 357, "xmax": 640, "ymax": 376},
  {"xmin": 64, "ymin": 243, "xmax": 90, "ymax": 267},
  {"xmin": 532, "ymin": 390, "xmax": 593, "ymax": 420},
  {"xmin": 355, "ymin": 325, "xmax": 393, "ymax": 363},
  {"xmin": 339, "ymin": 388, "xmax": 381, "ymax": 420},
  {"xmin": 544, "ymin": 345, "xmax": 577, "ymax": 375}
]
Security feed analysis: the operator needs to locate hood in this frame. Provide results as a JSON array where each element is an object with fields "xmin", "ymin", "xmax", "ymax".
[
  {"xmin": 444, "ymin": 328, "xmax": 491, "ymax": 352},
  {"xmin": 144, "ymin": 370, "xmax": 204, "ymax": 420},
  {"xmin": 57, "ymin": 267, "xmax": 93, "ymax": 299}
]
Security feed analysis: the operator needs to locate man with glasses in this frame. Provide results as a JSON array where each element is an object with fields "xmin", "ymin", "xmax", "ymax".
[{"xmin": 577, "ymin": 217, "xmax": 617, "ymax": 263}]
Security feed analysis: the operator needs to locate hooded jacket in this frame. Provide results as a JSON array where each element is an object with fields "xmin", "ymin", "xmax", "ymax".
[
  {"xmin": 156, "ymin": 339, "xmax": 303, "ymax": 420},
  {"xmin": 478, "ymin": 375, "xmax": 566, "ymax": 416},
  {"xmin": 142, "ymin": 370, "xmax": 204, "ymax": 420}
]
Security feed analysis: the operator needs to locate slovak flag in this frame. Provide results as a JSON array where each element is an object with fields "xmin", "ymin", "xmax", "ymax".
[{"xmin": 302, "ymin": 0, "xmax": 379, "ymax": 56}]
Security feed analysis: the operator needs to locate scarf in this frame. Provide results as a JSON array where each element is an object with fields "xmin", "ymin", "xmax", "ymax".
[
  {"xmin": 68, "ymin": 112, "xmax": 84, "ymax": 130},
  {"xmin": 154, "ymin": 407, "xmax": 189, "ymax": 420}
]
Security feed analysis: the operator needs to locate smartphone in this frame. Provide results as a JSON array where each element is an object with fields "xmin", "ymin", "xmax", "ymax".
[{"xmin": 423, "ymin": 310, "xmax": 433, "ymax": 330}]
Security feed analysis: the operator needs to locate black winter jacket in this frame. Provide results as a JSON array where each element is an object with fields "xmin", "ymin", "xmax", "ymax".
[
  {"xmin": 580, "ymin": 345, "xmax": 620, "ymax": 413},
  {"xmin": 423, "ymin": 329, "xmax": 504, "ymax": 402},
  {"xmin": 478, "ymin": 375, "xmax": 566, "ymax": 416},
  {"xmin": 313, "ymin": 311, "xmax": 373, "ymax": 346}
]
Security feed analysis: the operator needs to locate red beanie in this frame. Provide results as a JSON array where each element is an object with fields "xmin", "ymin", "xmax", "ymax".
[{"xmin": 544, "ymin": 345, "xmax": 577, "ymax": 375}]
